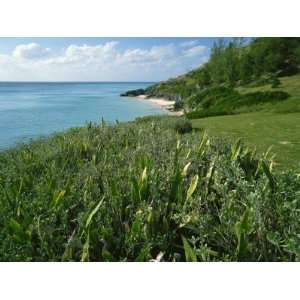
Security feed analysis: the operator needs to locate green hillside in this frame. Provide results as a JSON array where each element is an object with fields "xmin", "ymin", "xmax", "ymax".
[
  {"xmin": 236, "ymin": 74, "xmax": 300, "ymax": 114},
  {"xmin": 125, "ymin": 38, "xmax": 300, "ymax": 118},
  {"xmin": 189, "ymin": 73, "xmax": 300, "ymax": 170}
]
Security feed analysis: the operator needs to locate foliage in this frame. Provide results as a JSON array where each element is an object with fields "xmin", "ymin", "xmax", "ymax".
[
  {"xmin": 186, "ymin": 88, "xmax": 290, "ymax": 119},
  {"xmin": 173, "ymin": 118, "xmax": 193, "ymax": 134},
  {"xmin": 0, "ymin": 116, "xmax": 300, "ymax": 261},
  {"xmin": 203, "ymin": 37, "xmax": 300, "ymax": 86},
  {"xmin": 187, "ymin": 86, "xmax": 237, "ymax": 110},
  {"xmin": 271, "ymin": 78, "xmax": 281, "ymax": 88},
  {"xmin": 174, "ymin": 100, "xmax": 184, "ymax": 111}
]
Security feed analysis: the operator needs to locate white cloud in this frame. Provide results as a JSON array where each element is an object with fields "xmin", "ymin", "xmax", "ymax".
[
  {"xmin": 183, "ymin": 45, "xmax": 207, "ymax": 57},
  {"xmin": 13, "ymin": 43, "xmax": 51, "ymax": 60},
  {"xmin": 119, "ymin": 44, "xmax": 176, "ymax": 65},
  {"xmin": 0, "ymin": 54, "xmax": 10, "ymax": 64},
  {"xmin": 0, "ymin": 41, "xmax": 208, "ymax": 81},
  {"xmin": 65, "ymin": 41, "xmax": 118, "ymax": 61},
  {"xmin": 180, "ymin": 40, "xmax": 199, "ymax": 48}
]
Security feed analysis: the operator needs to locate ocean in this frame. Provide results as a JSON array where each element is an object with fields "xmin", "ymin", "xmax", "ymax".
[{"xmin": 0, "ymin": 82, "xmax": 165, "ymax": 150}]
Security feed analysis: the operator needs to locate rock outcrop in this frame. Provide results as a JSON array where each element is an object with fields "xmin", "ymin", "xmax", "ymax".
[{"xmin": 120, "ymin": 89, "xmax": 145, "ymax": 97}]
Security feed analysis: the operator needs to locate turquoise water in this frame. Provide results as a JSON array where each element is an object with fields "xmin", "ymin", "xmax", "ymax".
[{"xmin": 0, "ymin": 82, "xmax": 164, "ymax": 150}]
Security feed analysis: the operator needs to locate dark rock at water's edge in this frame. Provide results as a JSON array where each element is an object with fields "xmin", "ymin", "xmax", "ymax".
[{"xmin": 120, "ymin": 89, "xmax": 145, "ymax": 97}]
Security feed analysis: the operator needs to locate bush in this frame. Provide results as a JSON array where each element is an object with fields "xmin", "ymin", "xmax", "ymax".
[
  {"xmin": 173, "ymin": 118, "xmax": 193, "ymax": 134},
  {"xmin": 186, "ymin": 89, "xmax": 290, "ymax": 119},
  {"xmin": 240, "ymin": 91, "xmax": 290, "ymax": 107},
  {"xmin": 187, "ymin": 86, "xmax": 237, "ymax": 109},
  {"xmin": 174, "ymin": 100, "xmax": 184, "ymax": 111},
  {"xmin": 186, "ymin": 109, "xmax": 232, "ymax": 119},
  {"xmin": 271, "ymin": 78, "xmax": 281, "ymax": 88}
]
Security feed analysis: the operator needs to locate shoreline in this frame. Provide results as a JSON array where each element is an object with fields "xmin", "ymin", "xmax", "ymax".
[{"xmin": 133, "ymin": 95, "xmax": 184, "ymax": 116}]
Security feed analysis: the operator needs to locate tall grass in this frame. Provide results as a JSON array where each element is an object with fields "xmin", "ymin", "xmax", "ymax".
[{"xmin": 0, "ymin": 116, "xmax": 299, "ymax": 261}]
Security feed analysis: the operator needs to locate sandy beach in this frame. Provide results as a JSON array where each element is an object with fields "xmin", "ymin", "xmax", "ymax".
[{"xmin": 135, "ymin": 95, "xmax": 184, "ymax": 116}]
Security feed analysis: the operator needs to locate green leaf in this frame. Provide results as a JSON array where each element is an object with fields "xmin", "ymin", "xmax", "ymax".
[
  {"xmin": 141, "ymin": 167, "xmax": 147, "ymax": 183},
  {"xmin": 187, "ymin": 175, "xmax": 199, "ymax": 201},
  {"xmin": 235, "ymin": 208, "xmax": 251, "ymax": 260},
  {"xmin": 86, "ymin": 196, "xmax": 105, "ymax": 228},
  {"xmin": 52, "ymin": 190, "xmax": 66, "ymax": 206},
  {"xmin": 231, "ymin": 139, "xmax": 242, "ymax": 161},
  {"xmin": 182, "ymin": 162, "xmax": 191, "ymax": 177},
  {"xmin": 182, "ymin": 236, "xmax": 197, "ymax": 262},
  {"xmin": 263, "ymin": 146, "xmax": 273, "ymax": 160},
  {"xmin": 198, "ymin": 131, "xmax": 209, "ymax": 157},
  {"xmin": 81, "ymin": 231, "xmax": 90, "ymax": 262},
  {"xmin": 9, "ymin": 218, "xmax": 22, "ymax": 234},
  {"xmin": 102, "ymin": 248, "xmax": 114, "ymax": 262},
  {"xmin": 169, "ymin": 167, "xmax": 183, "ymax": 206},
  {"xmin": 262, "ymin": 160, "xmax": 276, "ymax": 191}
]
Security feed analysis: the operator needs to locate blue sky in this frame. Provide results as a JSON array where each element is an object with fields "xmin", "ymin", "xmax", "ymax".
[{"xmin": 0, "ymin": 37, "xmax": 226, "ymax": 81}]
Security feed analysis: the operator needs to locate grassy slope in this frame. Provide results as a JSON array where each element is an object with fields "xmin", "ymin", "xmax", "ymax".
[
  {"xmin": 192, "ymin": 112, "xmax": 300, "ymax": 171},
  {"xmin": 236, "ymin": 74, "xmax": 300, "ymax": 114},
  {"xmin": 1, "ymin": 116, "xmax": 300, "ymax": 261},
  {"xmin": 192, "ymin": 74, "xmax": 300, "ymax": 171}
]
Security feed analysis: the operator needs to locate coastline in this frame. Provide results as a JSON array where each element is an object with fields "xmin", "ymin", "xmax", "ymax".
[{"xmin": 133, "ymin": 95, "xmax": 184, "ymax": 116}]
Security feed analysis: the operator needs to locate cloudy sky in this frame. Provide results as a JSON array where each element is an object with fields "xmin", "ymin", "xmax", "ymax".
[{"xmin": 0, "ymin": 38, "xmax": 220, "ymax": 81}]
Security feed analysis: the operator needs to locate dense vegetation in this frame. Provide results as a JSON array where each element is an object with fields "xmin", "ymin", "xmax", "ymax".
[
  {"xmin": 1, "ymin": 116, "xmax": 300, "ymax": 261},
  {"xmin": 186, "ymin": 88, "xmax": 289, "ymax": 119},
  {"xmin": 128, "ymin": 38, "xmax": 300, "ymax": 117}
]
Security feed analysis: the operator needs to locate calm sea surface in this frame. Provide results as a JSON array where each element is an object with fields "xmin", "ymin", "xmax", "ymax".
[{"xmin": 0, "ymin": 82, "xmax": 165, "ymax": 150}]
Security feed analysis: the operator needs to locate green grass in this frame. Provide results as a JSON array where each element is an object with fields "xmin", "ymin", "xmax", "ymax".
[
  {"xmin": 191, "ymin": 112, "xmax": 300, "ymax": 171},
  {"xmin": 189, "ymin": 74, "xmax": 300, "ymax": 171},
  {"xmin": 1, "ymin": 116, "xmax": 300, "ymax": 261},
  {"xmin": 237, "ymin": 74, "xmax": 300, "ymax": 96},
  {"xmin": 236, "ymin": 74, "xmax": 300, "ymax": 114}
]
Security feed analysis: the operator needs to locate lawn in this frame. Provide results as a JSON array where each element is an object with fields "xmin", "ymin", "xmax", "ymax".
[{"xmin": 192, "ymin": 112, "xmax": 300, "ymax": 171}]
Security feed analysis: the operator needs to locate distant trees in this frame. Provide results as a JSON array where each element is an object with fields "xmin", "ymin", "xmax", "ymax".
[
  {"xmin": 141, "ymin": 38, "xmax": 300, "ymax": 103},
  {"xmin": 196, "ymin": 37, "xmax": 300, "ymax": 87}
]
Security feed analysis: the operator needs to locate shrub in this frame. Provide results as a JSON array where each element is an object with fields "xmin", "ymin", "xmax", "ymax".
[
  {"xmin": 174, "ymin": 100, "xmax": 184, "ymax": 111},
  {"xmin": 186, "ymin": 109, "xmax": 232, "ymax": 119},
  {"xmin": 186, "ymin": 89, "xmax": 290, "ymax": 119},
  {"xmin": 271, "ymin": 78, "xmax": 281, "ymax": 88},
  {"xmin": 134, "ymin": 115, "xmax": 167, "ymax": 124},
  {"xmin": 187, "ymin": 86, "xmax": 237, "ymax": 110},
  {"xmin": 239, "ymin": 91, "xmax": 290, "ymax": 107},
  {"xmin": 173, "ymin": 118, "xmax": 193, "ymax": 134}
]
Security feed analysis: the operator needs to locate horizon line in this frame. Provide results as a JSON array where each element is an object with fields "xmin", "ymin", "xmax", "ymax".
[{"xmin": 0, "ymin": 81, "xmax": 157, "ymax": 83}]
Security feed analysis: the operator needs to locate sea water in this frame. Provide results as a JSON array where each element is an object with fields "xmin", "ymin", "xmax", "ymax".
[{"xmin": 0, "ymin": 82, "xmax": 165, "ymax": 150}]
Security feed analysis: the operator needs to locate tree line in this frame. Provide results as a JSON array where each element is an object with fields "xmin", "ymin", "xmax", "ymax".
[{"xmin": 190, "ymin": 38, "xmax": 300, "ymax": 87}]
